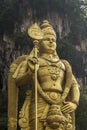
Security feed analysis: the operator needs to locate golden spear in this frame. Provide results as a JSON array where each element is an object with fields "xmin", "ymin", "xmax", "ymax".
[{"xmin": 28, "ymin": 23, "xmax": 43, "ymax": 130}]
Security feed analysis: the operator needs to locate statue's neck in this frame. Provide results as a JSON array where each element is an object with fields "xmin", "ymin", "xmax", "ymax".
[{"xmin": 40, "ymin": 53, "xmax": 59, "ymax": 62}]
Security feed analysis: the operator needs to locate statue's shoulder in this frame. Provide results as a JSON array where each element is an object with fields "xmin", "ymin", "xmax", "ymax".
[
  {"xmin": 38, "ymin": 57, "xmax": 49, "ymax": 67},
  {"xmin": 61, "ymin": 59, "xmax": 71, "ymax": 65},
  {"xmin": 60, "ymin": 59, "xmax": 72, "ymax": 70},
  {"xmin": 13, "ymin": 55, "xmax": 28, "ymax": 63},
  {"xmin": 9, "ymin": 55, "xmax": 28, "ymax": 73}
]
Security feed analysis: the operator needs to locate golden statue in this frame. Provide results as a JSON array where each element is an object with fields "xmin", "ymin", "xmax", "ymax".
[{"xmin": 8, "ymin": 20, "xmax": 80, "ymax": 130}]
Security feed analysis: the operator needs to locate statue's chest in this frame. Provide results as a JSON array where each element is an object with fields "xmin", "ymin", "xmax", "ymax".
[
  {"xmin": 47, "ymin": 65, "xmax": 62, "ymax": 80},
  {"xmin": 38, "ymin": 59, "xmax": 65, "ymax": 81}
]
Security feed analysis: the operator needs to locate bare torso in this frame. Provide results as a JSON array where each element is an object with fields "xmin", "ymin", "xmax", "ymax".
[
  {"xmin": 36, "ymin": 57, "xmax": 65, "ymax": 103},
  {"xmin": 38, "ymin": 57, "xmax": 65, "ymax": 92}
]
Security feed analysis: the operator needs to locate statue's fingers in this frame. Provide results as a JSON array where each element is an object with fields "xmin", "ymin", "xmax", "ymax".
[
  {"xmin": 61, "ymin": 104, "xmax": 70, "ymax": 110},
  {"xmin": 61, "ymin": 107, "xmax": 69, "ymax": 112},
  {"xmin": 61, "ymin": 106, "xmax": 72, "ymax": 112},
  {"xmin": 62, "ymin": 107, "xmax": 72, "ymax": 113},
  {"xmin": 62, "ymin": 109, "xmax": 70, "ymax": 114},
  {"xmin": 66, "ymin": 109, "xmax": 74, "ymax": 113}
]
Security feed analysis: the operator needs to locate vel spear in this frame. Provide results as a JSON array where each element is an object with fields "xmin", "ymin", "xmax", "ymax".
[{"xmin": 28, "ymin": 23, "xmax": 43, "ymax": 130}]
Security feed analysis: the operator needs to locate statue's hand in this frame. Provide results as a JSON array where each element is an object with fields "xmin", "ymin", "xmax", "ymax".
[
  {"xmin": 27, "ymin": 57, "xmax": 39, "ymax": 72},
  {"xmin": 27, "ymin": 56, "xmax": 39, "ymax": 64},
  {"xmin": 61, "ymin": 102, "xmax": 77, "ymax": 114}
]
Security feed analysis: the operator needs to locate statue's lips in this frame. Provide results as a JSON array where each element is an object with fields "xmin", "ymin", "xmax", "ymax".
[{"xmin": 48, "ymin": 44, "xmax": 55, "ymax": 47}]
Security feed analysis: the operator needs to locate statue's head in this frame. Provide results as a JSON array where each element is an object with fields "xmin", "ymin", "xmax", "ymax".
[
  {"xmin": 39, "ymin": 20, "xmax": 57, "ymax": 54},
  {"xmin": 40, "ymin": 20, "xmax": 56, "ymax": 38}
]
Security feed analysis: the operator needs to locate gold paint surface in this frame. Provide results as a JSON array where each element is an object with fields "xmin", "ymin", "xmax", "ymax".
[{"xmin": 8, "ymin": 20, "xmax": 80, "ymax": 130}]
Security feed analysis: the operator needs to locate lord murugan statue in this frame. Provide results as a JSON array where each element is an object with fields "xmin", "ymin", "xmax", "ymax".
[{"xmin": 8, "ymin": 20, "xmax": 80, "ymax": 130}]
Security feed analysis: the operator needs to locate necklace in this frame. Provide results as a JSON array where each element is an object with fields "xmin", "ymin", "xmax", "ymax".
[
  {"xmin": 48, "ymin": 62, "xmax": 63, "ymax": 81},
  {"xmin": 41, "ymin": 57, "xmax": 63, "ymax": 81},
  {"xmin": 41, "ymin": 55, "xmax": 59, "ymax": 63}
]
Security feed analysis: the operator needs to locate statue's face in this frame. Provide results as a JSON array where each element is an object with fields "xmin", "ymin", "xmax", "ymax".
[{"xmin": 40, "ymin": 34, "xmax": 56, "ymax": 54}]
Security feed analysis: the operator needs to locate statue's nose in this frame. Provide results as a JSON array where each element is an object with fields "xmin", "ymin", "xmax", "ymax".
[{"xmin": 50, "ymin": 39, "xmax": 53, "ymax": 43}]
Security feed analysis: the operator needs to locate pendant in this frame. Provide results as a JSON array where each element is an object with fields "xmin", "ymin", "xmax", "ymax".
[{"xmin": 51, "ymin": 74, "xmax": 58, "ymax": 80}]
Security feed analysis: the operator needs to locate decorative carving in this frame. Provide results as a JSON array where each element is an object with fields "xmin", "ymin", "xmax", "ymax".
[
  {"xmin": 28, "ymin": 23, "xmax": 43, "ymax": 40},
  {"xmin": 18, "ymin": 90, "xmax": 32, "ymax": 130},
  {"xmin": 8, "ymin": 118, "xmax": 17, "ymax": 128}
]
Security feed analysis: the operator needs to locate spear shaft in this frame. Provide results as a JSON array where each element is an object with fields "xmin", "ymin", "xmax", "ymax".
[
  {"xmin": 28, "ymin": 23, "xmax": 43, "ymax": 130},
  {"xmin": 34, "ymin": 41, "xmax": 38, "ymax": 130}
]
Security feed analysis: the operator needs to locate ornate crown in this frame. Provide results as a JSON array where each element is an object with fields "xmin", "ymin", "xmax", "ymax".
[{"xmin": 40, "ymin": 20, "xmax": 56, "ymax": 37}]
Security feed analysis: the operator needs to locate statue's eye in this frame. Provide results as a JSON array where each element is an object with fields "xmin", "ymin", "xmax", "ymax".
[
  {"xmin": 52, "ymin": 38, "xmax": 56, "ymax": 42},
  {"xmin": 43, "ymin": 38, "xmax": 49, "ymax": 41},
  {"xmin": 45, "ymin": 38, "xmax": 50, "ymax": 41},
  {"xmin": 52, "ymin": 38, "xmax": 54, "ymax": 41}
]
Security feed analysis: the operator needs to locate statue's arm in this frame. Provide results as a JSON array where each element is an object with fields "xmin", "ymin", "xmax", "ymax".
[
  {"xmin": 10, "ymin": 56, "xmax": 33, "ymax": 87},
  {"xmin": 12, "ymin": 55, "xmax": 39, "ymax": 87},
  {"xmin": 14, "ymin": 61, "xmax": 33, "ymax": 87},
  {"xmin": 15, "ymin": 69, "xmax": 32, "ymax": 87},
  {"xmin": 71, "ymin": 75, "xmax": 80, "ymax": 105},
  {"xmin": 61, "ymin": 59, "xmax": 80, "ymax": 105},
  {"xmin": 8, "ymin": 55, "xmax": 33, "ymax": 129},
  {"xmin": 61, "ymin": 60, "xmax": 80, "ymax": 113}
]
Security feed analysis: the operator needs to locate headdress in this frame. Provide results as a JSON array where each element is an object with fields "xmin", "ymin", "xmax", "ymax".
[{"xmin": 40, "ymin": 20, "xmax": 56, "ymax": 38}]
